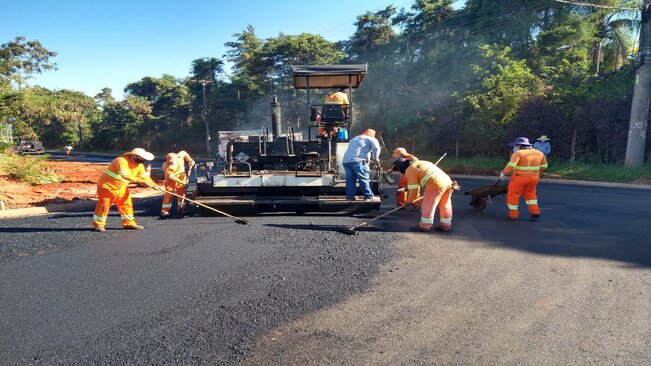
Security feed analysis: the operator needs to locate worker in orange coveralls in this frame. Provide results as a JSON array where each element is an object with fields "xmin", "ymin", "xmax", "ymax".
[
  {"xmin": 391, "ymin": 147, "xmax": 419, "ymax": 207},
  {"xmin": 92, "ymin": 148, "xmax": 159, "ymax": 232},
  {"xmin": 394, "ymin": 157, "xmax": 456, "ymax": 232},
  {"xmin": 160, "ymin": 151, "xmax": 195, "ymax": 218},
  {"xmin": 501, "ymin": 137, "xmax": 548, "ymax": 220}
]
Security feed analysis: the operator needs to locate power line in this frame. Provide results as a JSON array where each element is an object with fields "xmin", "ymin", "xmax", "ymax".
[{"xmin": 554, "ymin": 0, "xmax": 638, "ymax": 11}]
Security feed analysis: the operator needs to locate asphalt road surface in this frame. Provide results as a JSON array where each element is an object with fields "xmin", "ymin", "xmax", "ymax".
[{"xmin": 1, "ymin": 178, "xmax": 650, "ymax": 365}]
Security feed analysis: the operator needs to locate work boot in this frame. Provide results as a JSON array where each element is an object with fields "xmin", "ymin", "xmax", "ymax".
[
  {"xmin": 94, "ymin": 226, "xmax": 106, "ymax": 233},
  {"xmin": 434, "ymin": 225, "xmax": 451, "ymax": 233},
  {"xmin": 363, "ymin": 196, "xmax": 376, "ymax": 201},
  {"xmin": 159, "ymin": 211, "xmax": 170, "ymax": 219},
  {"xmin": 530, "ymin": 214, "xmax": 540, "ymax": 219},
  {"xmin": 123, "ymin": 224, "xmax": 144, "ymax": 230},
  {"xmin": 507, "ymin": 216, "xmax": 518, "ymax": 221},
  {"xmin": 415, "ymin": 225, "xmax": 431, "ymax": 232}
]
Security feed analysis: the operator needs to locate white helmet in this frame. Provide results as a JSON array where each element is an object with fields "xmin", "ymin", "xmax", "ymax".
[{"xmin": 125, "ymin": 148, "xmax": 154, "ymax": 161}]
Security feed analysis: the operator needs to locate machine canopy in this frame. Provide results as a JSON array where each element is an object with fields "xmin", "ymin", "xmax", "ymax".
[{"xmin": 292, "ymin": 64, "xmax": 367, "ymax": 89}]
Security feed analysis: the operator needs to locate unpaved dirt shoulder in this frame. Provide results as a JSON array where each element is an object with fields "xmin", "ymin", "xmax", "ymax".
[{"xmin": 243, "ymin": 231, "xmax": 651, "ymax": 365}]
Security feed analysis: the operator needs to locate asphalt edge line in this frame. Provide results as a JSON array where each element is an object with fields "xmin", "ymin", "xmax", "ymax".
[
  {"xmin": 452, "ymin": 175, "xmax": 651, "ymax": 190},
  {"xmin": 0, "ymin": 191, "xmax": 163, "ymax": 220}
]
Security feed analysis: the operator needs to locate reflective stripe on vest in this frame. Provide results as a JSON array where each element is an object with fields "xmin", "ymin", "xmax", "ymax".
[
  {"xmin": 514, "ymin": 165, "xmax": 542, "ymax": 171},
  {"xmin": 419, "ymin": 171, "xmax": 436, "ymax": 187},
  {"xmin": 104, "ymin": 169, "xmax": 130, "ymax": 182},
  {"xmin": 407, "ymin": 184, "xmax": 419, "ymax": 190}
]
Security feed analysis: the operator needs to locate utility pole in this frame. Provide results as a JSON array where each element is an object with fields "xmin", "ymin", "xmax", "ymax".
[
  {"xmin": 625, "ymin": 2, "xmax": 651, "ymax": 167},
  {"xmin": 191, "ymin": 79, "xmax": 213, "ymax": 155}
]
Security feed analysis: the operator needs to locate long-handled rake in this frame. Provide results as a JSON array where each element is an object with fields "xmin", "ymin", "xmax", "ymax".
[
  {"xmin": 157, "ymin": 188, "xmax": 249, "ymax": 225},
  {"xmin": 337, "ymin": 196, "xmax": 424, "ymax": 236},
  {"xmin": 337, "ymin": 153, "xmax": 447, "ymax": 236}
]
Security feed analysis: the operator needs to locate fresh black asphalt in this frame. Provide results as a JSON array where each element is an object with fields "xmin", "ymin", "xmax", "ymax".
[{"xmin": 0, "ymin": 177, "xmax": 649, "ymax": 364}]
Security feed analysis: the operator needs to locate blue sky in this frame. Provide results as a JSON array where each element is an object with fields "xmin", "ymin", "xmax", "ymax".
[{"xmin": 2, "ymin": 0, "xmax": 464, "ymax": 99}]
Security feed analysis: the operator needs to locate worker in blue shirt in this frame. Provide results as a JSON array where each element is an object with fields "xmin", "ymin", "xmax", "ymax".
[
  {"xmin": 533, "ymin": 135, "xmax": 551, "ymax": 157},
  {"xmin": 342, "ymin": 129, "xmax": 381, "ymax": 201}
]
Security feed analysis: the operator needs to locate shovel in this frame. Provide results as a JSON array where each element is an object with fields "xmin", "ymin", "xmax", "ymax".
[{"xmin": 156, "ymin": 187, "xmax": 249, "ymax": 225}]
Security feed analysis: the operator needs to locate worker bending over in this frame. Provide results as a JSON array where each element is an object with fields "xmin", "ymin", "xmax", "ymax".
[
  {"xmin": 342, "ymin": 129, "xmax": 381, "ymax": 201},
  {"xmin": 394, "ymin": 157, "xmax": 455, "ymax": 232},
  {"xmin": 160, "ymin": 151, "xmax": 195, "ymax": 217},
  {"xmin": 93, "ymin": 148, "xmax": 159, "ymax": 232},
  {"xmin": 391, "ymin": 147, "xmax": 419, "ymax": 207},
  {"xmin": 501, "ymin": 137, "xmax": 548, "ymax": 220}
]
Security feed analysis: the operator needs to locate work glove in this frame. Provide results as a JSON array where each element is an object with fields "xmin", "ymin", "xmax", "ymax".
[
  {"xmin": 150, "ymin": 184, "xmax": 163, "ymax": 191},
  {"xmin": 499, "ymin": 172, "xmax": 506, "ymax": 180}
]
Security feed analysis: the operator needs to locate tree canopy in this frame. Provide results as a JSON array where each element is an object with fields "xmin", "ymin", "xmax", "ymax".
[{"xmin": 1, "ymin": 1, "xmax": 648, "ymax": 163}]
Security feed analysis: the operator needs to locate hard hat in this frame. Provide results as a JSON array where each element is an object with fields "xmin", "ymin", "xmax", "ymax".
[
  {"xmin": 392, "ymin": 147, "xmax": 407, "ymax": 158},
  {"xmin": 125, "ymin": 148, "xmax": 154, "ymax": 161},
  {"xmin": 536, "ymin": 135, "xmax": 550, "ymax": 141}
]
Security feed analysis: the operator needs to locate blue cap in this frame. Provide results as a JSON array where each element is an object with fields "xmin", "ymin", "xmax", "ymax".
[{"xmin": 508, "ymin": 137, "xmax": 532, "ymax": 147}]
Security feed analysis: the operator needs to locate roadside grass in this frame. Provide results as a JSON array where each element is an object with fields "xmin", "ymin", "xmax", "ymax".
[
  {"xmin": 411, "ymin": 155, "xmax": 651, "ymax": 184},
  {"xmin": 0, "ymin": 152, "xmax": 62, "ymax": 185}
]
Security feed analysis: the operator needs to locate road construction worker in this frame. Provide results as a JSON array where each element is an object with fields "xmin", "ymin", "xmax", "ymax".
[
  {"xmin": 501, "ymin": 137, "xmax": 548, "ymax": 220},
  {"xmin": 394, "ymin": 157, "xmax": 455, "ymax": 232},
  {"xmin": 160, "ymin": 151, "xmax": 195, "ymax": 217},
  {"xmin": 391, "ymin": 147, "xmax": 419, "ymax": 207},
  {"xmin": 92, "ymin": 148, "xmax": 159, "ymax": 232},
  {"xmin": 325, "ymin": 87, "xmax": 349, "ymax": 106},
  {"xmin": 342, "ymin": 129, "xmax": 381, "ymax": 201},
  {"xmin": 64, "ymin": 144, "xmax": 73, "ymax": 155},
  {"xmin": 533, "ymin": 135, "xmax": 551, "ymax": 157},
  {"xmin": 317, "ymin": 88, "xmax": 350, "ymax": 138}
]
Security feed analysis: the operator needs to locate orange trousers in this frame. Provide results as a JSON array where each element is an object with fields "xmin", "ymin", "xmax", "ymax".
[
  {"xmin": 418, "ymin": 186, "xmax": 453, "ymax": 231},
  {"xmin": 161, "ymin": 184, "xmax": 186, "ymax": 214},
  {"xmin": 93, "ymin": 187, "xmax": 136, "ymax": 228},
  {"xmin": 506, "ymin": 175, "xmax": 540, "ymax": 219}
]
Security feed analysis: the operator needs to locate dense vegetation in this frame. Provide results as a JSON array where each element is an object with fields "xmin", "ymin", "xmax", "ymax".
[{"xmin": 1, "ymin": 0, "xmax": 648, "ymax": 165}]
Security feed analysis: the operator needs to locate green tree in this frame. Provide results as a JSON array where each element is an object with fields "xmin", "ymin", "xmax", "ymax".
[
  {"xmin": 0, "ymin": 36, "xmax": 57, "ymax": 87},
  {"xmin": 463, "ymin": 45, "xmax": 545, "ymax": 141}
]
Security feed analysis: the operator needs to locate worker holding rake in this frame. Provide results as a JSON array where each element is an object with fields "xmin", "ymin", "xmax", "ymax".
[
  {"xmin": 394, "ymin": 157, "xmax": 457, "ymax": 232},
  {"xmin": 92, "ymin": 148, "xmax": 158, "ymax": 232},
  {"xmin": 160, "ymin": 150, "xmax": 195, "ymax": 218}
]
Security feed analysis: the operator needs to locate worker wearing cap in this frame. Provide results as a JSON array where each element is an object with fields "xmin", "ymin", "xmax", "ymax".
[
  {"xmin": 342, "ymin": 129, "xmax": 381, "ymax": 201},
  {"xmin": 92, "ymin": 148, "xmax": 159, "ymax": 232},
  {"xmin": 501, "ymin": 137, "xmax": 548, "ymax": 220},
  {"xmin": 394, "ymin": 157, "xmax": 454, "ymax": 232},
  {"xmin": 391, "ymin": 147, "xmax": 419, "ymax": 207},
  {"xmin": 160, "ymin": 150, "xmax": 195, "ymax": 217}
]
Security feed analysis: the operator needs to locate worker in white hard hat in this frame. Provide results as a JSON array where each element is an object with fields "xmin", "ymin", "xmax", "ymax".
[{"xmin": 92, "ymin": 148, "xmax": 159, "ymax": 232}]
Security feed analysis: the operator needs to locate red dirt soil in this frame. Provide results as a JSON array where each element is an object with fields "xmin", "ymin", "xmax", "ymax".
[{"xmin": 0, "ymin": 160, "xmax": 156, "ymax": 210}]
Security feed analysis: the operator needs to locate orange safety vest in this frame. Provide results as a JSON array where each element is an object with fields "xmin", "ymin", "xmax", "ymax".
[
  {"xmin": 404, "ymin": 161, "xmax": 452, "ymax": 202},
  {"xmin": 98, "ymin": 156, "xmax": 153, "ymax": 193},
  {"xmin": 163, "ymin": 151, "xmax": 194, "ymax": 188},
  {"xmin": 502, "ymin": 148, "xmax": 548, "ymax": 177}
]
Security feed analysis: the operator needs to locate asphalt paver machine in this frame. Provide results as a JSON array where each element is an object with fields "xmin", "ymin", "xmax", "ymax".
[{"xmin": 192, "ymin": 64, "xmax": 383, "ymax": 214}]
